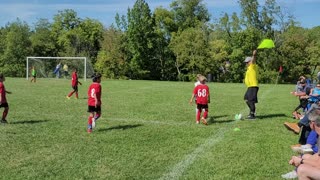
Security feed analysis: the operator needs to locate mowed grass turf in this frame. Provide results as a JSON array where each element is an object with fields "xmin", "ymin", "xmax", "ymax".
[{"xmin": 0, "ymin": 78, "xmax": 301, "ymax": 179}]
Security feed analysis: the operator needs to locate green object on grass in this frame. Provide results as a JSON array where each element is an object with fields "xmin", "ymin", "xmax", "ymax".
[
  {"xmin": 257, "ymin": 39, "xmax": 275, "ymax": 49},
  {"xmin": 233, "ymin": 128, "xmax": 241, "ymax": 131}
]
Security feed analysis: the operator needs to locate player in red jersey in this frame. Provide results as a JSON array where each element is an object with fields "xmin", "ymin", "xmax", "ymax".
[
  {"xmin": 0, "ymin": 74, "xmax": 12, "ymax": 124},
  {"xmin": 66, "ymin": 69, "xmax": 82, "ymax": 99},
  {"xmin": 87, "ymin": 73, "xmax": 102, "ymax": 133},
  {"xmin": 189, "ymin": 75, "xmax": 210, "ymax": 125}
]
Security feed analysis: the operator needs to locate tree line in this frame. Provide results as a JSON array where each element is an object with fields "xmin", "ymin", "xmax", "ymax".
[{"xmin": 0, "ymin": 0, "xmax": 319, "ymax": 83}]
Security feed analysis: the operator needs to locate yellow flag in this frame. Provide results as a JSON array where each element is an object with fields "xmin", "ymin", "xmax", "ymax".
[{"xmin": 257, "ymin": 39, "xmax": 275, "ymax": 49}]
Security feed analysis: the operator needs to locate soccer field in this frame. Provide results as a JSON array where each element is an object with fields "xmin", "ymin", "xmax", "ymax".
[{"xmin": 0, "ymin": 78, "xmax": 300, "ymax": 179}]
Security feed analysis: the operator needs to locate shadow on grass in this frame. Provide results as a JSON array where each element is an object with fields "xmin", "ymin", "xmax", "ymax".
[
  {"xmin": 98, "ymin": 124, "xmax": 143, "ymax": 131},
  {"xmin": 10, "ymin": 120, "xmax": 50, "ymax": 124},
  {"xmin": 256, "ymin": 113, "xmax": 287, "ymax": 119},
  {"xmin": 207, "ymin": 115, "xmax": 234, "ymax": 124},
  {"xmin": 66, "ymin": 97, "xmax": 87, "ymax": 100}
]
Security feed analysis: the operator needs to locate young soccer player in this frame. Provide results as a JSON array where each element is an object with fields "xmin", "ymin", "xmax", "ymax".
[
  {"xmin": 87, "ymin": 73, "xmax": 102, "ymax": 133},
  {"xmin": 194, "ymin": 74, "xmax": 204, "ymax": 116},
  {"xmin": 30, "ymin": 66, "xmax": 37, "ymax": 83},
  {"xmin": 189, "ymin": 75, "xmax": 210, "ymax": 125},
  {"xmin": 66, "ymin": 69, "xmax": 82, "ymax": 99},
  {"xmin": 0, "ymin": 74, "xmax": 12, "ymax": 124}
]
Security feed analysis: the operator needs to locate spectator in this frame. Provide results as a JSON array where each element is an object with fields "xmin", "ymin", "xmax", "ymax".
[
  {"xmin": 284, "ymin": 102, "xmax": 320, "ymax": 144},
  {"xmin": 282, "ymin": 114, "xmax": 320, "ymax": 179},
  {"xmin": 291, "ymin": 79, "xmax": 311, "ymax": 118},
  {"xmin": 283, "ymin": 115, "xmax": 320, "ymax": 179}
]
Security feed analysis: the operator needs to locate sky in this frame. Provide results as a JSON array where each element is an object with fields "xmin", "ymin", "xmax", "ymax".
[{"xmin": 0, "ymin": 0, "xmax": 319, "ymax": 29}]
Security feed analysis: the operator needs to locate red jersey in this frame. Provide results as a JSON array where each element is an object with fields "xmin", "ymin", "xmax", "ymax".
[
  {"xmin": 88, "ymin": 82, "xmax": 102, "ymax": 106},
  {"xmin": 193, "ymin": 84, "xmax": 209, "ymax": 104},
  {"xmin": 0, "ymin": 82, "xmax": 7, "ymax": 103},
  {"xmin": 71, "ymin": 72, "xmax": 78, "ymax": 86}
]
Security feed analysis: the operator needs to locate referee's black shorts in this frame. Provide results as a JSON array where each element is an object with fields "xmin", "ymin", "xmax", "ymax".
[{"xmin": 244, "ymin": 87, "xmax": 259, "ymax": 103}]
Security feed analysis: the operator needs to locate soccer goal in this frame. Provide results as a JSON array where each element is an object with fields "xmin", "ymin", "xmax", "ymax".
[{"xmin": 26, "ymin": 57, "xmax": 94, "ymax": 81}]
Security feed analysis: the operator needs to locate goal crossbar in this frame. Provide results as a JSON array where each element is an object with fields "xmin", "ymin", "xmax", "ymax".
[{"xmin": 26, "ymin": 57, "xmax": 87, "ymax": 81}]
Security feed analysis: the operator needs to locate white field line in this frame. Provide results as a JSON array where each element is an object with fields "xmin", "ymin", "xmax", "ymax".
[
  {"xmin": 159, "ymin": 85, "xmax": 275, "ymax": 180},
  {"xmin": 159, "ymin": 126, "xmax": 227, "ymax": 180},
  {"xmin": 111, "ymin": 117, "xmax": 191, "ymax": 126}
]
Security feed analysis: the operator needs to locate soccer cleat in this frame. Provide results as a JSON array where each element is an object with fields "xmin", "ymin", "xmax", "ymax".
[
  {"xmin": 284, "ymin": 122, "xmax": 300, "ymax": 134},
  {"xmin": 0, "ymin": 119, "xmax": 8, "ymax": 123},
  {"xmin": 281, "ymin": 170, "xmax": 297, "ymax": 179},
  {"xmin": 66, "ymin": 96, "xmax": 70, "ymax": 100},
  {"xmin": 201, "ymin": 117, "xmax": 208, "ymax": 125},
  {"xmin": 246, "ymin": 114, "xmax": 256, "ymax": 120},
  {"xmin": 292, "ymin": 111, "xmax": 302, "ymax": 120},
  {"xmin": 196, "ymin": 121, "xmax": 200, "ymax": 124},
  {"xmin": 87, "ymin": 128, "xmax": 92, "ymax": 133},
  {"xmin": 290, "ymin": 144, "xmax": 301, "ymax": 152}
]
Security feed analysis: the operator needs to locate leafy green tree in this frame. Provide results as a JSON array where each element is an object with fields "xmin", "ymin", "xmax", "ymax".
[
  {"xmin": 153, "ymin": 7, "xmax": 177, "ymax": 80},
  {"xmin": 239, "ymin": 0, "xmax": 261, "ymax": 29},
  {"xmin": 306, "ymin": 27, "xmax": 320, "ymax": 78},
  {"xmin": 50, "ymin": 9, "xmax": 103, "ymax": 65},
  {"xmin": 238, "ymin": 0, "xmax": 281, "ymax": 37},
  {"xmin": 0, "ymin": 28, "xmax": 6, "ymax": 57},
  {"xmin": 170, "ymin": 26, "xmax": 210, "ymax": 80},
  {"xmin": 170, "ymin": 0, "xmax": 210, "ymax": 30},
  {"xmin": 126, "ymin": 0, "xmax": 157, "ymax": 79},
  {"xmin": 231, "ymin": 12, "xmax": 241, "ymax": 32},
  {"xmin": 208, "ymin": 39, "xmax": 229, "ymax": 81},
  {"xmin": 51, "ymin": 9, "xmax": 81, "ymax": 56},
  {"xmin": 278, "ymin": 26, "xmax": 309, "ymax": 82},
  {"xmin": 219, "ymin": 13, "xmax": 232, "ymax": 38},
  {"xmin": 76, "ymin": 18, "xmax": 103, "ymax": 63},
  {"xmin": 0, "ymin": 19, "xmax": 32, "ymax": 77},
  {"xmin": 30, "ymin": 19, "xmax": 57, "ymax": 57},
  {"xmin": 95, "ymin": 27, "xmax": 126, "ymax": 79}
]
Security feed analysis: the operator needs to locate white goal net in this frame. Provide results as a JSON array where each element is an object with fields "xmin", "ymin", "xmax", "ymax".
[{"xmin": 26, "ymin": 57, "xmax": 95, "ymax": 81}]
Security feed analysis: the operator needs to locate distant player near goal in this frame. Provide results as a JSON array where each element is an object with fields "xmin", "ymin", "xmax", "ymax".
[
  {"xmin": 30, "ymin": 66, "xmax": 37, "ymax": 83},
  {"xmin": 66, "ymin": 69, "xmax": 82, "ymax": 99},
  {"xmin": 189, "ymin": 75, "xmax": 210, "ymax": 125},
  {"xmin": 87, "ymin": 73, "xmax": 102, "ymax": 133}
]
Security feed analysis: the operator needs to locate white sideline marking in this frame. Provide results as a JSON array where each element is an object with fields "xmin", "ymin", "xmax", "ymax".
[
  {"xmin": 159, "ymin": 85, "xmax": 275, "ymax": 180},
  {"xmin": 111, "ymin": 117, "xmax": 190, "ymax": 126},
  {"xmin": 159, "ymin": 126, "xmax": 227, "ymax": 180}
]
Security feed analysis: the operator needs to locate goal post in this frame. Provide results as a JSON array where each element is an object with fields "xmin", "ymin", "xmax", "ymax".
[{"xmin": 26, "ymin": 57, "xmax": 89, "ymax": 81}]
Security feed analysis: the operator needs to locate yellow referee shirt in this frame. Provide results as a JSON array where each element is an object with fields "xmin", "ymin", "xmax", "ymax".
[{"xmin": 245, "ymin": 63, "xmax": 258, "ymax": 87}]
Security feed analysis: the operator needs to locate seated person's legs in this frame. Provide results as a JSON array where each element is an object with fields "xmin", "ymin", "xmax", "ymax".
[{"xmin": 297, "ymin": 164, "xmax": 320, "ymax": 179}]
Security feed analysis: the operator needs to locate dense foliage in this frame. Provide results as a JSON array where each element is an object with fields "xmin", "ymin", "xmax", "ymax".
[{"xmin": 0, "ymin": 0, "xmax": 319, "ymax": 83}]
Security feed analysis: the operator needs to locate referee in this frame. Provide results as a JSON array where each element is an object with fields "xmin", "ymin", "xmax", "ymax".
[{"xmin": 244, "ymin": 50, "xmax": 258, "ymax": 119}]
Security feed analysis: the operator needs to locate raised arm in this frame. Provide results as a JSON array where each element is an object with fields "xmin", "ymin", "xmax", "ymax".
[{"xmin": 252, "ymin": 50, "xmax": 257, "ymax": 64}]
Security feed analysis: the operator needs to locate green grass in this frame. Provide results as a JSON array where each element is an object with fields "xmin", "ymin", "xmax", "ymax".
[{"xmin": 0, "ymin": 78, "xmax": 300, "ymax": 179}]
